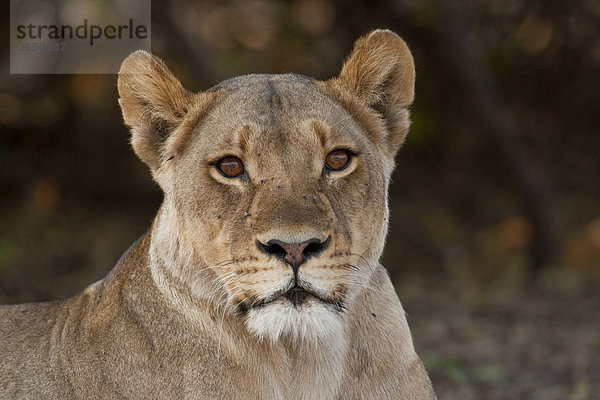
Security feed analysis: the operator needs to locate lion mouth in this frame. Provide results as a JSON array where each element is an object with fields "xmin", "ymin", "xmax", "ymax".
[
  {"xmin": 284, "ymin": 286, "xmax": 345, "ymax": 311},
  {"xmin": 284, "ymin": 285, "xmax": 311, "ymax": 307},
  {"xmin": 244, "ymin": 281, "xmax": 344, "ymax": 312}
]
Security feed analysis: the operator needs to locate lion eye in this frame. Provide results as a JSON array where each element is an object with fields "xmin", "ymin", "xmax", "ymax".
[
  {"xmin": 325, "ymin": 149, "xmax": 352, "ymax": 171},
  {"xmin": 216, "ymin": 156, "xmax": 244, "ymax": 178}
]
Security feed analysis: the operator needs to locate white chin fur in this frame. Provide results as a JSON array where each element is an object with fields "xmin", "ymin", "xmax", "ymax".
[{"xmin": 245, "ymin": 299, "xmax": 344, "ymax": 344}]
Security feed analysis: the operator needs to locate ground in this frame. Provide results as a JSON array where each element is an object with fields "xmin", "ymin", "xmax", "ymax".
[{"xmin": 399, "ymin": 268, "xmax": 600, "ymax": 399}]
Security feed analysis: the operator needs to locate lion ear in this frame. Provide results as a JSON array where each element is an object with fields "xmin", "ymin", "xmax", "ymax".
[
  {"xmin": 118, "ymin": 50, "xmax": 193, "ymax": 170},
  {"xmin": 336, "ymin": 30, "xmax": 415, "ymax": 153}
]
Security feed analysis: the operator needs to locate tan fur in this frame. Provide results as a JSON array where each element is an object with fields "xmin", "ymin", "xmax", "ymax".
[{"xmin": 0, "ymin": 30, "xmax": 436, "ymax": 399}]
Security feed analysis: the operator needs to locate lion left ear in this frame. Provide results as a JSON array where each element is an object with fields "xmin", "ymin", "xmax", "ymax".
[
  {"xmin": 118, "ymin": 51, "xmax": 192, "ymax": 171},
  {"xmin": 330, "ymin": 30, "xmax": 415, "ymax": 155}
]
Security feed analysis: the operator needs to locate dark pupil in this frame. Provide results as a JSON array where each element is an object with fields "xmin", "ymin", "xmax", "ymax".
[
  {"xmin": 328, "ymin": 152, "xmax": 348, "ymax": 169},
  {"xmin": 220, "ymin": 158, "xmax": 241, "ymax": 176}
]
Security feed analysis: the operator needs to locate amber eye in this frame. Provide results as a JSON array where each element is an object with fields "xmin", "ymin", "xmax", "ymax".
[
  {"xmin": 325, "ymin": 149, "xmax": 352, "ymax": 171},
  {"xmin": 216, "ymin": 156, "xmax": 244, "ymax": 178}
]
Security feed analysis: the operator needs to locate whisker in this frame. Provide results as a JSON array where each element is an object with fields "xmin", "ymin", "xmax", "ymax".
[
  {"xmin": 349, "ymin": 252, "xmax": 370, "ymax": 267},
  {"xmin": 211, "ymin": 259, "xmax": 237, "ymax": 268}
]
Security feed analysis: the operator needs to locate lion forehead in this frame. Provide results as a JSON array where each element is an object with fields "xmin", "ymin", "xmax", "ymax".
[{"xmin": 208, "ymin": 74, "xmax": 352, "ymax": 126}]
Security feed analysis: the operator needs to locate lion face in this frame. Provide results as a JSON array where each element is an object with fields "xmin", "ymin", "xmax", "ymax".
[
  {"xmin": 166, "ymin": 75, "xmax": 390, "ymax": 341},
  {"xmin": 118, "ymin": 31, "xmax": 414, "ymax": 343}
]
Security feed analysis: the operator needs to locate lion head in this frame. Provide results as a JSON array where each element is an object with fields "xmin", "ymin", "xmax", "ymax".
[{"xmin": 117, "ymin": 30, "xmax": 415, "ymax": 344}]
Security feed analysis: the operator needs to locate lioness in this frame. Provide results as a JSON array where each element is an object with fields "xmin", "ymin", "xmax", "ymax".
[{"xmin": 0, "ymin": 30, "xmax": 436, "ymax": 399}]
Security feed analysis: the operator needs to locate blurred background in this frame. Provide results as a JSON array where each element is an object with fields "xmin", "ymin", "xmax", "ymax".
[{"xmin": 1, "ymin": 0, "xmax": 599, "ymax": 398}]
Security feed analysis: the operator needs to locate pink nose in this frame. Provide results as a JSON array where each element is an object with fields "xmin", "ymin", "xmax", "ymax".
[{"xmin": 257, "ymin": 237, "xmax": 330, "ymax": 272}]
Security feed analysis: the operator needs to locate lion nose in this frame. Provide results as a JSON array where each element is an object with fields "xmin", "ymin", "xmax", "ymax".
[{"xmin": 257, "ymin": 237, "xmax": 330, "ymax": 273}]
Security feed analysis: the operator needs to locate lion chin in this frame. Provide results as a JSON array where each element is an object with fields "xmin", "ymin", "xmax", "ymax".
[{"xmin": 245, "ymin": 296, "xmax": 345, "ymax": 344}]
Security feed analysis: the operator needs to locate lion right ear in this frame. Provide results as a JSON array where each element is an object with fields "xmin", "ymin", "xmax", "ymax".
[
  {"xmin": 118, "ymin": 51, "xmax": 197, "ymax": 170},
  {"xmin": 328, "ymin": 30, "xmax": 415, "ymax": 155}
]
